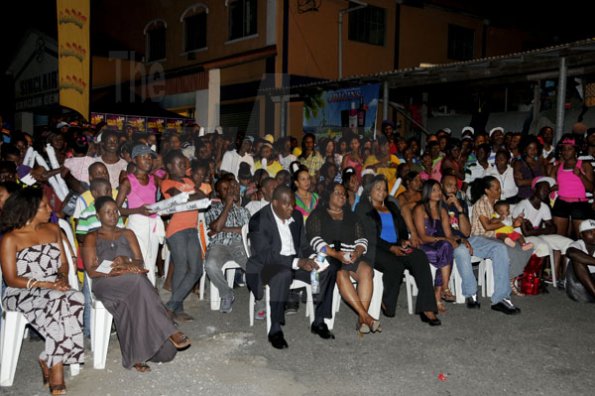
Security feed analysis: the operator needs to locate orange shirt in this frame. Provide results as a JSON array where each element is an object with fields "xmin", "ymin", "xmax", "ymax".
[{"xmin": 161, "ymin": 177, "xmax": 198, "ymax": 238}]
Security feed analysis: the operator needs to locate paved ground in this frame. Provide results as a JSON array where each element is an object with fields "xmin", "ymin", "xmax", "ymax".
[{"xmin": 3, "ymin": 280, "xmax": 595, "ymax": 396}]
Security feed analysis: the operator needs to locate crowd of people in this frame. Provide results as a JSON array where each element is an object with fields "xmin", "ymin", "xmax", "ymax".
[{"xmin": 1, "ymin": 117, "xmax": 595, "ymax": 394}]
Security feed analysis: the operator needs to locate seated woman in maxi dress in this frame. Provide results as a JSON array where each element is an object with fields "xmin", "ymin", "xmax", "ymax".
[{"xmin": 82, "ymin": 196, "xmax": 191, "ymax": 373}]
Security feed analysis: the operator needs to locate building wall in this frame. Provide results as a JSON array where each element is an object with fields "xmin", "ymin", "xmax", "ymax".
[
  {"xmin": 287, "ymin": 0, "xmax": 396, "ymax": 79},
  {"xmin": 398, "ymin": 5, "xmax": 485, "ymax": 68},
  {"xmin": 485, "ymin": 27, "xmax": 527, "ymax": 57}
]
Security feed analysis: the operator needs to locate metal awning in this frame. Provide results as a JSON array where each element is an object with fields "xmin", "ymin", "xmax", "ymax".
[{"xmin": 261, "ymin": 37, "xmax": 595, "ymax": 95}]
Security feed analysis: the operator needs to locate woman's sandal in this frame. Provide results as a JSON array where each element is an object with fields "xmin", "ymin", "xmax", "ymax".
[
  {"xmin": 49, "ymin": 383, "xmax": 67, "ymax": 395},
  {"xmin": 133, "ymin": 362, "xmax": 151, "ymax": 373},
  {"xmin": 441, "ymin": 288, "xmax": 456, "ymax": 303},
  {"xmin": 437, "ymin": 301, "xmax": 447, "ymax": 313},
  {"xmin": 170, "ymin": 331, "xmax": 192, "ymax": 350},
  {"xmin": 511, "ymin": 279, "xmax": 525, "ymax": 297},
  {"xmin": 39, "ymin": 359, "xmax": 49, "ymax": 387}
]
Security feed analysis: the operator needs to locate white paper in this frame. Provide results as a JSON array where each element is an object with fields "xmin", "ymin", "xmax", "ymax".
[
  {"xmin": 146, "ymin": 192, "xmax": 191, "ymax": 212},
  {"xmin": 20, "ymin": 173, "xmax": 37, "ymax": 186},
  {"xmin": 316, "ymin": 258, "xmax": 330, "ymax": 273},
  {"xmin": 157, "ymin": 199, "xmax": 211, "ymax": 215},
  {"xmin": 95, "ymin": 260, "xmax": 113, "ymax": 274}
]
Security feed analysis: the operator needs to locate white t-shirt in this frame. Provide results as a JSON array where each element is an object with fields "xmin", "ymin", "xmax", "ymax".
[
  {"xmin": 487, "ymin": 166, "xmax": 518, "ymax": 200},
  {"xmin": 220, "ymin": 150, "xmax": 255, "ymax": 178},
  {"xmin": 245, "ymin": 198, "xmax": 269, "ymax": 216},
  {"xmin": 512, "ymin": 198, "xmax": 552, "ymax": 229}
]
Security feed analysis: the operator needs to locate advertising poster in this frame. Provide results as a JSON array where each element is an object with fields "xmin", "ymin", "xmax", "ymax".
[
  {"xmin": 166, "ymin": 118, "xmax": 184, "ymax": 133},
  {"xmin": 105, "ymin": 114, "xmax": 125, "ymax": 130},
  {"xmin": 303, "ymin": 83, "xmax": 380, "ymax": 139},
  {"xmin": 147, "ymin": 117, "xmax": 166, "ymax": 133},
  {"xmin": 90, "ymin": 112, "xmax": 105, "ymax": 126},
  {"xmin": 126, "ymin": 116, "xmax": 147, "ymax": 132}
]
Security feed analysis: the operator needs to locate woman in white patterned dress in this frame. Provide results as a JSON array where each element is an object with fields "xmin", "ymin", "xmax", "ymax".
[{"xmin": 1, "ymin": 187, "xmax": 84, "ymax": 395}]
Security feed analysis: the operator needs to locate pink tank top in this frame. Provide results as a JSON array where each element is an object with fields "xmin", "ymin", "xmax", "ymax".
[
  {"xmin": 127, "ymin": 173, "xmax": 157, "ymax": 215},
  {"xmin": 557, "ymin": 160, "xmax": 587, "ymax": 200}
]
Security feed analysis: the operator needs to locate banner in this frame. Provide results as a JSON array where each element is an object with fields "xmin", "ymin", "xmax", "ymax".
[
  {"xmin": 91, "ymin": 112, "xmax": 188, "ymax": 133},
  {"xmin": 57, "ymin": 0, "xmax": 90, "ymax": 121},
  {"xmin": 303, "ymin": 84, "xmax": 380, "ymax": 139}
]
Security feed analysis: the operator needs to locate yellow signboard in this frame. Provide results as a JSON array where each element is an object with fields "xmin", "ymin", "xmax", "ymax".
[{"xmin": 57, "ymin": 0, "xmax": 90, "ymax": 121}]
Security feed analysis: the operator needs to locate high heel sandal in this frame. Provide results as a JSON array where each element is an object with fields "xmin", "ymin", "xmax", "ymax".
[
  {"xmin": 511, "ymin": 278, "xmax": 525, "ymax": 297},
  {"xmin": 169, "ymin": 331, "xmax": 192, "ymax": 349},
  {"xmin": 441, "ymin": 288, "xmax": 456, "ymax": 303},
  {"xmin": 49, "ymin": 383, "xmax": 67, "ymax": 395},
  {"xmin": 38, "ymin": 359, "xmax": 49, "ymax": 387}
]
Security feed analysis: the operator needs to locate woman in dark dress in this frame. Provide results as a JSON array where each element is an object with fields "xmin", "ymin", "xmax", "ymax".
[
  {"xmin": 82, "ymin": 196, "xmax": 191, "ymax": 372},
  {"xmin": 306, "ymin": 183, "xmax": 380, "ymax": 334},
  {"xmin": 355, "ymin": 175, "xmax": 441, "ymax": 326}
]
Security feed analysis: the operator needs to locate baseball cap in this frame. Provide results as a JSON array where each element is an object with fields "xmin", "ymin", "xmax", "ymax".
[
  {"xmin": 489, "ymin": 127, "xmax": 504, "ymax": 137},
  {"xmin": 263, "ymin": 134, "xmax": 275, "ymax": 144},
  {"xmin": 442, "ymin": 128, "xmax": 452, "ymax": 135},
  {"xmin": 243, "ymin": 135, "xmax": 255, "ymax": 143},
  {"xmin": 131, "ymin": 144, "xmax": 157, "ymax": 159},
  {"xmin": 579, "ymin": 219, "xmax": 595, "ymax": 233},
  {"xmin": 462, "ymin": 126, "xmax": 474, "ymax": 136},
  {"xmin": 531, "ymin": 176, "xmax": 556, "ymax": 190},
  {"xmin": 56, "ymin": 121, "xmax": 69, "ymax": 129}
]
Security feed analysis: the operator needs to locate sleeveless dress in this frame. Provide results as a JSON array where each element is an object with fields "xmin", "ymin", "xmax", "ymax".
[
  {"xmin": 91, "ymin": 234, "xmax": 177, "ymax": 368},
  {"xmin": 418, "ymin": 218, "xmax": 454, "ymax": 287},
  {"xmin": 2, "ymin": 243, "xmax": 84, "ymax": 368}
]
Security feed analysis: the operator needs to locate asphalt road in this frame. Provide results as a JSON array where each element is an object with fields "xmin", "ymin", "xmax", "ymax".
[{"xmin": 2, "ymin": 280, "xmax": 594, "ymax": 396}]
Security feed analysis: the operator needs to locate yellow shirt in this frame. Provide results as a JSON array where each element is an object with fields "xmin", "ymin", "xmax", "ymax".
[
  {"xmin": 255, "ymin": 160, "xmax": 284, "ymax": 177},
  {"xmin": 364, "ymin": 154, "xmax": 401, "ymax": 192}
]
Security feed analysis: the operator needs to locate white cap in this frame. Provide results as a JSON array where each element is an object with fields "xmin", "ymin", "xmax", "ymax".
[
  {"xmin": 579, "ymin": 219, "xmax": 595, "ymax": 233},
  {"xmin": 361, "ymin": 168, "xmax": 376, "ymax": 177},
  {"xmin": 462, "ymin": 126, "xmax": 474, "ymax": 135},
  {"xmin": 489, "ymin": 127, "xmax": 504, "ymax": 137},
  {"xmin": 442, "ymin": 128, "xmax": 452, "ymax": 134},
  {"xmin": 56, "ymin": 121, "xmax": 69, "ymax": 129}
]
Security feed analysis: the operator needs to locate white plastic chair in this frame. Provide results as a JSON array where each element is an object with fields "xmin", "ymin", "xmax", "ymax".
[
  {"xmin": 326, "ymin": 269, "xmax": 384, "ymax": 330},
  {"xmin": 87, "ymin": 276, "xmax": 113, "ymax": 370},
  {"xmin": 478, "ymin": 258, "xmax": 494, "ymax": 297},
  {"xmin": 0, "ymin": 238, "xmax": 81, "ymax": 386},
  {"xmin": 244, "ymin": 224, "xmax": 314, "ymax": 332},
  {"xmin": 249, "ymin": 281, "xmax": 314, "ymax": 334},
  {"xmin": 404, "ymin": 265, "xmax": 437, "ymax": 315}
]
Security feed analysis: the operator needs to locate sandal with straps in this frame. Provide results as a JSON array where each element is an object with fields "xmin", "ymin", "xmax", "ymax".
[
  {"xmin": 441, "ymin": 288, "xmax": 456, "ymax": 303},
  {"xmin": 39, "ymin": 359, "xmax": 49, "ymax": 387},
  {"xmin": 170, "ymin": 331, "xmax": 192, "ymax": 350},
  {"xmin": 49, "ymin": 383, "xmax": 67, "ymax": 395},
  {"xmin": 133, "ymin": 362, "xmax": 151, "ymax": 373}
]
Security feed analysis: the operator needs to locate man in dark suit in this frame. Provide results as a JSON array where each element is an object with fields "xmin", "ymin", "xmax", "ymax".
[{"xmin": 246, "ymin": 185, "xmax": 337, "ymax": 349}]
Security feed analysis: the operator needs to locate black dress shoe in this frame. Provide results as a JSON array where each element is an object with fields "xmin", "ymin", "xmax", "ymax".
[
  {"xmin": 310, "ymin": 322, "xmax": 335, "ymax": 339},
  {"xmin": 268, "ymin": 331, "xmax": 289, "ymax": 349},
  {"xmin": 491, "ymin": 299, "xmax": 521, "ymax": 315},
  {"xmin": 420, "ymin": 313, "xmax": 441, "ymax": 326},
  {"xmin": 465, "ymin": 296, "xmax": 481, "ymax": 309}
]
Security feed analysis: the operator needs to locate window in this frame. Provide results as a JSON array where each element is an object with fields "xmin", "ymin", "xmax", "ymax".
[
  {"xmin": 348, "ymin": 4, "xmax": 385, "ymax": 46},
  {"xmin": 144, "ymin": 20, "xmax": 167, "ymax": 62},
  {"xmin": 181, "ymin": 3, "xmax": 208, "ymax": 52},
  {"xmin": 228, "ymin": 0, "xmax": 257, "ymax": 41},
  {"xmin": 448, "ymin": 24, "xmax": 475, "ymax": 61}
]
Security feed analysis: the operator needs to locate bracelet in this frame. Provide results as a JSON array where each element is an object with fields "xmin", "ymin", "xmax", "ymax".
[{"xmin": 26, "ymin": 278, "xmax": 37, "ymax": 289}]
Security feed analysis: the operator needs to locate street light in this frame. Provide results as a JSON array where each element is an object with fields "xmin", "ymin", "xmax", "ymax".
[{"xmin": 338, "ymin": 0, "xmax": 368, "ymax": 79}]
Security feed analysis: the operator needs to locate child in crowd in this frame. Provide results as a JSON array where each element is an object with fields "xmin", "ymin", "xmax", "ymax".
[
  {"xmin": 161, "ymin": 150, "xmax": 203, "ymax": 322},
  {"xmin": 190, "ymin": 159, "xmax": 212, "ymax": 197},
  {"xmin": 115, "ymin": 144, "xmax": 165, "ymax": 286},
  {"xmin": 492, "ymin": 200, "xmax": 534, "ymax": 250}
]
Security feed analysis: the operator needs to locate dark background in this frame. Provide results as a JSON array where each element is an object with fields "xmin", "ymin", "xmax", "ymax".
[{"xmin": 1, "ymin": 0, "xmax": 592, "ymax": 125}]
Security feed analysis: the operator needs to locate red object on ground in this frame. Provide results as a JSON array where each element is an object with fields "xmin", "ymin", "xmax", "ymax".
[{"xmin": 438, "ymin": 373, "xmax": 447, "ymax": 382}]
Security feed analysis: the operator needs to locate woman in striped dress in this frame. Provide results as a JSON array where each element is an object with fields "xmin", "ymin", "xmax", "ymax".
[{"xmin": 306, "ymin": 183, "xmax": 380, "ymax": 335}]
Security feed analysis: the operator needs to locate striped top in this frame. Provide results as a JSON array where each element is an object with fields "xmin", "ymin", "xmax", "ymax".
[
  {"xmin": 295, "ymin": 192, "xmax": 319, "ymax": 222},
  {"xmin": 306, "ymin": 206, "xmax": 367, "ymax": 257}
]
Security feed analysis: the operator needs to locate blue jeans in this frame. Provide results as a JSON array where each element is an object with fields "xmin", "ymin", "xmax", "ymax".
[
  {"xmin": 468, "ymin": 236, "xmax": 512, "ymax": 304},
  {"xmin": 166, "ymin": 228, "xmax": 203, "ymax": 313}
]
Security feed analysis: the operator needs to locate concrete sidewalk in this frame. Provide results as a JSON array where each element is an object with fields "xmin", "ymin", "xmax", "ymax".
[{"xmin": 2, "ymin": 282, "xmax": 594, "ymax": 396}]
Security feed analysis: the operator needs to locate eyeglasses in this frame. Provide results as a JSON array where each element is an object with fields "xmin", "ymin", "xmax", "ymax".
[{"xmin": 332, "ymin": 191, "xmax": 347, "ymax": 197}]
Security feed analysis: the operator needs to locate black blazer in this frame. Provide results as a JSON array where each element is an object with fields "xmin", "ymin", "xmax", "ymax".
[
  {"xmin": 246, "ymin": 204, "xmax": 313, "ymax": 278},
  {"xmin": 355, "ymin": 198, "xmax": 410, "ymax": 265}
]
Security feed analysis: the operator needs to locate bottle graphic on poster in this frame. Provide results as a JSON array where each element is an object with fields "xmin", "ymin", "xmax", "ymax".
[
  {"xmin": 348, "ymin": 101, "xmax": 357, "ymax": 130},
  {"xmin": 357, "ymin": 96, "xmax": 366, "ymax": 128}
]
